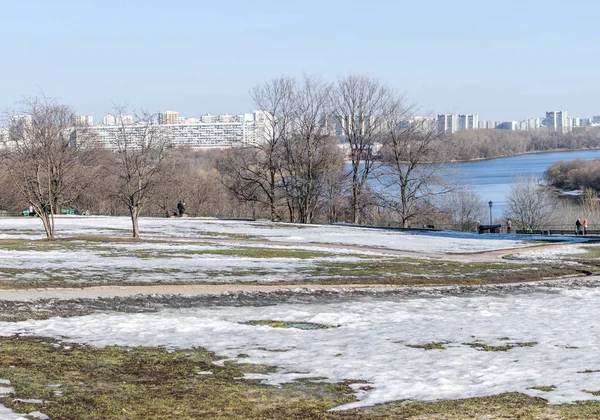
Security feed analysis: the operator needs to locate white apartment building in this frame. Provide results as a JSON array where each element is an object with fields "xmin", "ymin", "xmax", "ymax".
[
  {"xmin": 167, "ymin": 111, "xmax": 270, "ymax": 148},
  {"xmin": 73, "ymin": 115, "xmax": 94, "ymax": 126},
  {"xmin": 159, "ymin": 110, "xmax": 179, "ymax": 125},
  {"xmin": 439, "ymin": 114, "xmax": 478, "ymax": 133},
  {"xmin": 81, "ymin": 111, "xmax": 271, "ymax": 150},
  {"xmin": 467, "ymin": 114, "xmax": 478, "ymax": 130},
  {"xmin": 546, "ymin": 111, "xmax": 568, "ymax": 133},
  {"xmin": 437, "ymin": 114, "xmax": 457, "ymax": 134},
  {"xmin": 102, "ymin": 114, "xmax": 116, "ymax": 125},
  {"xmin": 102, "ymin": 114, "xmax": 133, "ymax": 125},
  {"xmin": 0, "ymin": 128, "xmax": 8, "ymax": 149},
  {"xmin": 457, "ymin": 114, "xmax": 478, "ymax": 130}
]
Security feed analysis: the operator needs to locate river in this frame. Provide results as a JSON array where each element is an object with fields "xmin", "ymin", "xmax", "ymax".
[
  {"xmin": 359, "ymin": 150, "xmax": 600, "ymax": 216},
  {"xmin": 449, "ymin": 150, "xmax": 600, "ymax": 214}
]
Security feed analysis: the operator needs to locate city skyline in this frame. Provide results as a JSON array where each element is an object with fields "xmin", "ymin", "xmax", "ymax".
[{"xmin": 2, "ymin": 1, "xmax": 600, "ymax": 122}]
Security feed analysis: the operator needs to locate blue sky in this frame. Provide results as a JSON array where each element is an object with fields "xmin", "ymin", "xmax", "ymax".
[{"xmin": 2, "ymin": 0, "xmax": 599, "ymax": 122}]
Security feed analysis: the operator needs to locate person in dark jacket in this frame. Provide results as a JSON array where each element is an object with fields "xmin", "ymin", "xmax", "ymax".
[
  {"xmin": 576, "ymin": 219, "xmax": 583, "ymax": 235},
  {"xmin": 177, "ymin": 201, "xmax": 185, "ymax": 216}
]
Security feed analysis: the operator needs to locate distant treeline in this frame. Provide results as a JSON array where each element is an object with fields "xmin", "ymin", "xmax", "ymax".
[
  {"xmin": 544, "ymin": 159, "xmax": 600, "ymax": 191},
  {"xmin": 441, "ymin": 128, "xmax": 600, "ymax": 161}
]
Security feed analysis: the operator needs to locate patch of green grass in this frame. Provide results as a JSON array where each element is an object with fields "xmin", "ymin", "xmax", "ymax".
[
  {"xmin": 406, "ymin": 342, "xmax": 448, "ymax": 350},
  {"xmin": 4, "ymin": 337, "xmax": 600, "ymax": 418},
  {"xmin": 0, "ymin": 336, "xmax": 354, "ymax": 419},
  {"xmin": 574, "ymin": 246, "xmax": 600, "ymax": 259},
  {"xmin": 183, "ymin": 247, "xmax": 332, "ymax": 259},
  {"xmin": 94, "ymin": 245, "xmax": 337, "ymax": 260},
  {"xmin": 241, "ymin": 320, "xmax": 338, "ymax": 330},
  {"xmin": 529, "ymin": 385, "xmax": 556, "ymax": 392},
  {"xmin": 578, "ymin": 369, "xmax": 600, "ymax": 374},
  {"xmin": 583, "ymin": 389, "xmax": 600, "ymax": 396},
  {"xmin": 355, "ymin": 392, "xmax": 600, "ymax": 419},
  {"xmin": 256, "ymin": 347, "xmax": 289, "ymax": 353},
  {"xmin": 463, "ymin": 341, "xmax": 537, "ymax": 352}
]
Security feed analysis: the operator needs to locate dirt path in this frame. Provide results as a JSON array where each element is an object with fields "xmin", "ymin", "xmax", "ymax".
[{"xmin": 0, "ymin": 283, "xmax": 401, "ymax": 301}]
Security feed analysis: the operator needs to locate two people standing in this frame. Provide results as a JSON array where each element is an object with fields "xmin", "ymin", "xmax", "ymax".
[{"xmin": 576, "ymin": 218, "xmax": 588, "ymax": 235}]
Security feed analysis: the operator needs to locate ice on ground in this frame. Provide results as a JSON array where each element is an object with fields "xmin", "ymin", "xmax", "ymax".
[
  {"xmin": 27, "ymin": 412, "xmax": 50, "ymax": 420},
  {"xmin": 510, "ymin": 244, "xmax": 591, "ymax": 264},
  {"xmin": 1, "ymin": 216, "xmax": 587, "ymax": 255},
  {"xmin": 0, "ymin": 245, "xmax": 364, "ymax": 284},
  {"xmin": 2, "ymin": 286, "xmax": 600, "ymax": 409},
  {"xmin": 0, "ymin": 404, "xmax": 30, "ymax": 420},
  {"xmin": 0, "ymin": 386, "xmax": 13, "ymax": 395}
]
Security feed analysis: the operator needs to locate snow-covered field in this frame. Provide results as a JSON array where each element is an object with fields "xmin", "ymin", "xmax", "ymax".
[
  {"xmin": 0, "ymin": 239, "xmax": 367, "ymax": 284},
  {"xmin": 2, "ymin": 287, "xmax": 600, "ymax": 411},
  {"xmin": 1, "ymin": 215, "xmax": 599, "ymax": 416},
  {"xmin": 0, "ymin": 215, "xmax": 581, "ymax": 254}
]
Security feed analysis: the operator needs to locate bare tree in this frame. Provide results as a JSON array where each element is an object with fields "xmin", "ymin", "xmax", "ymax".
[
  {"xmin": 439, "ymin": 186, "xmax": 486, "ymax": 231},
  {"xmin": 220, "ymin": 78, "xmax": 294, "ymax": 221},
  {"xmin": 278, "ymin": 77, "xmax": 345, "ymax": 223},
  {"xmin": 376, "ymin": 101, "xmax": 452, "ymax": 228},
  {"xmin": 505, "ymin": 176, "xmax": 558, "ymax": 231},
  {"xmin": 1, "ymin": 95, "xmax": 91, "ymax": 238},
  {"xmin": 331, "ymin": 75, "xmax": 393, "ymax": 224},
  {"xmin": 109, "ymin": 106, "xmax": 171, "ymax": 238},
  {"xmin": 579, "ymin": 188, "xmax": 600, "ymax": 223}
]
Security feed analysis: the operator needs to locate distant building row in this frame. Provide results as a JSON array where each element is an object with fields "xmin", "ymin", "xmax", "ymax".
[
  {"xmin": 437, "ymin": 111, "xmax": 598, "ymax": 134},
  {"xmin": 74, "ymin": 111, "xmax": 271, "ymax": 150}
]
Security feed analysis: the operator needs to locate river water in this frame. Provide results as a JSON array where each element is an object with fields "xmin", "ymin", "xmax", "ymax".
[
  {"xmin": 449, "ymin": 150, "xmax": 600, "ymax": 214},
  {"xmin": 359, "ymin": 150, "xmax": 600, "ymax": 216}
]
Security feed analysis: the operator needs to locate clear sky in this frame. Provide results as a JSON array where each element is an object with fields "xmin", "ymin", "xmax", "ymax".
[{"xmin": 2, "ymin": 0, "xmax": 599, "ymax": 122}]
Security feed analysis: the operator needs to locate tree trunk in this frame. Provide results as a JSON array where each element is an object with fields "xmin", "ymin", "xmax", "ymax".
[
  {"xmin": 39, "ymin": 213, "xmax": 54, "ymax": 239},
  {"xmin": 130, "ymin": 206, "xmax": 140, "ymax": 238},
  {"xmin": 351, "ymin": 160, "xmax": 361, "ymax": 224},
  {"xmin": 352, "ymin": 183, "xmax": 360, "ymax": 225}
]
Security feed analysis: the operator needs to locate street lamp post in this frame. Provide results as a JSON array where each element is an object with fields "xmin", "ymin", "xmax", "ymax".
[{"xmin": 488, "ymin": 200, "xmax": 493, "ymax": 225}]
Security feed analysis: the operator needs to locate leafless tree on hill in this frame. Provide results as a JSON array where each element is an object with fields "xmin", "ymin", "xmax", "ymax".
[
  {"xmin": 505, "ymin": 176, "xmax": 558, "ymax": 231},
  {"xmin": 109, "ymin": 106, "xmax": 171, "ymax": 238},
  {"xmin": 1, "ymin": 95, "xmax": 95, "ymax": 238},
  {"xmin": 219, "ymin": 78, "xmax": 294, "ymax": 221},
  {"xmin": 330, "ymin": 74, "xmax": 394, "ymax": 224},
  {"xmin": 278, "ymin": 76, "xmax": 345, "ymax": 223},
  {"xmin": 376, "ymin": 100, "xmax": 454, "ymax": 228}
]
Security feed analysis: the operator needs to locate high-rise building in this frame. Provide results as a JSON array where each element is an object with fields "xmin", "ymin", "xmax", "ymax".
[
  {"xmin": 102, "ymin": 115, "xmax": 116, "ymax": 125},
  {"xmin": 73, "ymin": 116, "xmax": 93, "ymax": 126},
  {"xmin": 546, "ymin": 111, "xmax": 568, "ymax": 133},
  {"xmin": 159, "ymin": 110, "xmax": 179, "ymax": 125},
  {"xmin": 467, "ymin": 114, "xmax": 478, "ymax": 130},
  {"xmin": 571, "ymin": 117, "xmax": 581, "ymax": 128},
  {"xmin": 102, "ymin": 114, "xmax": 133, "ymax": 125},
  {"xmin": 437, "ymin": 114, "xmax": 457, "ymax": 134},
  {"xmin": 457, "ymin": 114, "xmax": 478, "ymax": 130}
]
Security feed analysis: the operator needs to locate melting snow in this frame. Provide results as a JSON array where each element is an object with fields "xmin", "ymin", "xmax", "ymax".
[{"xmin": 2, "ymin": 286, "xmax": 600, "ymax": 409}]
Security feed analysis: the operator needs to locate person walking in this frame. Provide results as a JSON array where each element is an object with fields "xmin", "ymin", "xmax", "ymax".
[
  {"xmin": 576, "ymin": 219, "xmax": 583, "ymax": 235},
  {"xmin": 506, "ymin": 218, "xmax": 512, "ymax": 234},
  {"xmin": 583, "ymin": 218, "xmax": 588, "ymax": 235}
]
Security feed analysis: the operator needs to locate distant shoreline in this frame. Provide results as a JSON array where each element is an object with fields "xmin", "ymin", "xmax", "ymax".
[{"xmin": 444, "ymin": 147, "xmax": 600, "ymax": 164}]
